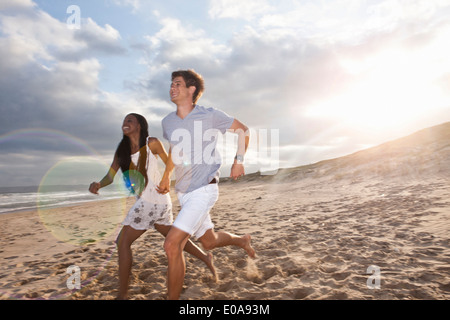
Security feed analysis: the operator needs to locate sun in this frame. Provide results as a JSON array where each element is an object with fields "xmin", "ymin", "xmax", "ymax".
[{"xmin": 305, "ymin": 45, "xmax": 450, "ymax": 132}]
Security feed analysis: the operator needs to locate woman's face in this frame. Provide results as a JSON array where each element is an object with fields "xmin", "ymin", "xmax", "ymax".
[{"xmin": 122, "ymin": 114, "xmax": 140, "ymax": 136}]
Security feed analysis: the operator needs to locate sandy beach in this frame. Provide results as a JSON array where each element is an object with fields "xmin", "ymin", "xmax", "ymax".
[{"xmin": 1, "ymin": 122, "xmax": 449, "ymax": 300}]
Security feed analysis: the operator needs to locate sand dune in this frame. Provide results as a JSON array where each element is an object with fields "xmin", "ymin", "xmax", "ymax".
[{"xmin": 1, "ymin": 122, "xmax": 449, "ymax": 300}]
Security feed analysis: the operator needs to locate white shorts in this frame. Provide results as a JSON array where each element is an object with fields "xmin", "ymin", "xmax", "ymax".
[{"xmin": 173, "ymin": 184, "xmax": 219, "ymax": 239}]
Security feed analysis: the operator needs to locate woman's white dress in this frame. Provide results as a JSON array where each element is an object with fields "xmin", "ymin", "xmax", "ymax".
[{"xmin": 121, "ymin": 139, "xmax": 173, "ymax": 230}]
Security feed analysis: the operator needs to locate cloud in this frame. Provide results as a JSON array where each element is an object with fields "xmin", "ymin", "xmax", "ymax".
[
  {"xmin": 256, "ymin": 0, "xmax": 450, "ymax": 44},
  {"xmin": 132, "ymin": 4, "xmax": 450, "ymax": 171},
  {"xmin": 110, "ymin": 0, "xmax": 141, "ymax": 12},
  {"xmin": 0, "ymin": 0, "xmax": 35, "ymax": 11},
  {"xmin": 128, "ymin": 12, "xmax": 357, "ymax": 157},
  {"xmin": 208, "ymin": 0, "xmax": 273, "ymax": 20},
  {"xmin": 125, "ymin": 14, "xmax": 230, "ymax": 106},
  {"xmin": 2, "ymin": 1, "xmax": 450, "ymax": 186},
  {"xmin": 0, "ymin": 1, "xmax": 132, "ymax": 186},
  {"xmin": 0, "ymin": 2, "xmax": 126, "ymax": 64},
  {"xmin": 58, "ymin": 18, "xmax": 126, "ymax": 61},
  {"xmin": 146, "ymin": 16, "xmax": 230, "ymax": 66}
]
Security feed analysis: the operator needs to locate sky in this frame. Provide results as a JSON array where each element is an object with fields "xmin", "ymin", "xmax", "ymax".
[{"xmin": 1, "ymin": 0, "xmax": 450, "ymax": 188}]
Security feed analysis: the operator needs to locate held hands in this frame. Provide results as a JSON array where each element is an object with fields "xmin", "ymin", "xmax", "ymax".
[
  {"xmin": 156, "ymin": 177, "xmax": 171, "ymax": 194},
  {"xmin": 230, "ymin": 163, "xmax": 245, "ymax": 181},
  {"xmin": 89, "ymin": 182, "xmax": 101, "ymax": 195}
]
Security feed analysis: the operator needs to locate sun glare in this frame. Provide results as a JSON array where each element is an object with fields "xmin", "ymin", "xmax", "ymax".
[{"xmin": 306, "ymin": 43, "xmax": 450, "ymax": 132}]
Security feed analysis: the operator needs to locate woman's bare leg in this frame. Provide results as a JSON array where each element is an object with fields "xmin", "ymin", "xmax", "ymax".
[{"xmin": 115, "ymin": 226, "xmax": 146, "ymax": 300}]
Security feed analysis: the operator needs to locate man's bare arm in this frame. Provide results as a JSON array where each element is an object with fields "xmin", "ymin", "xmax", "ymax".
[{"xmin": 228, "ymin": 119, "xmax": 250, "ymax": 180}]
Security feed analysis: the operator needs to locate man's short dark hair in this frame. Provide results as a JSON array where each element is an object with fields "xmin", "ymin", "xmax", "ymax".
[{"xmin": 172, "ymin": 69, "xmax": 205, "ymax": 104}]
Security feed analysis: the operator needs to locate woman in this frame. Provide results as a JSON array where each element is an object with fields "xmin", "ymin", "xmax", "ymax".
[{"xmin": 89, "ymin": 113, "xmax": 216, "ymax": 300}]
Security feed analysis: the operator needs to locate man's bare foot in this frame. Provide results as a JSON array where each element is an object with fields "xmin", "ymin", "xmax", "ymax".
[
  {"xmin": 242, "ymin": 234, "xmax": 256, "ymax": 258},
  {"xmin": 206, "ymin": 252, "xmax": 218, "ymax": 282}
]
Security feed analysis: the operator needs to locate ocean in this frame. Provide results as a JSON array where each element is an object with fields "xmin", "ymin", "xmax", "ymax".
[{"xmin": 0, "ymin": 184, "xmax": 130, "ymax": 215}]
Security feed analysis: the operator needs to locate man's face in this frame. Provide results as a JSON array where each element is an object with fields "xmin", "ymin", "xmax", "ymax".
[{"xmin": 170, "ymin": 76, "xmax": 194, "ymax": 104}]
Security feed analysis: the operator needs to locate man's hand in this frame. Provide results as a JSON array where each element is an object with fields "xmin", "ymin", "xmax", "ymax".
[
  {"xmin": 156, "ymin": 177, "xmax": 171, "ymax": 194},
  {"xmin": 89, "ymin": 182, "xmax": 101, "ymax": 195},
  {"xmin": 230, "ymin": 163, "xmax": 245, "ymax": 180}
]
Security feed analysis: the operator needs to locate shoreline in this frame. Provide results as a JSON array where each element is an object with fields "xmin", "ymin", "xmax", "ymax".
[{"xmin": 0, "ymin": 196, "xmax": 131, "ymax": 216}]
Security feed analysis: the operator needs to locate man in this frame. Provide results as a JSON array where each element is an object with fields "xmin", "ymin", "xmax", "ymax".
[{"xmin": 157, "ymin": 69, "xmax": 255, "ymax": 300}]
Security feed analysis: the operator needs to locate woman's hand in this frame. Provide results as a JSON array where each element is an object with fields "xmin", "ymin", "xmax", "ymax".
[
  {"xmin": 156, "ymin": 177, "xmax": 171, "ymax": 194},
  {"xmin": 89, "ymin": 182, "xmax": 101, "ymax": 195}
]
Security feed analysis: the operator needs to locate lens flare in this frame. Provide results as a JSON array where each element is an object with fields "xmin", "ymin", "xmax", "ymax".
[
  {"xmin": 37, "ymin": 157, "xmax": 128, "ymax": 246},
  {"xmin": 122, "ymin": 169, "xmax": 145, "ymax": 196},
  {"xmin": 0, "ymin": 128, "xmax": 131, "ymax": 299}
]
